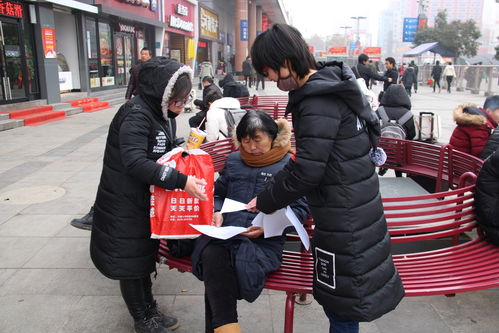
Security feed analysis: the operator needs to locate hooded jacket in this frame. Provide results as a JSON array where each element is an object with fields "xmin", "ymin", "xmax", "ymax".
[
  {"xmin": 191, "ymin": 119, "xmax": 309, "ymax": 302},
  {"xmin": 449, "ymin": 104, "xmax": 496, "ymax": 157},
  {"xmin": 90, "ymin": 57, "xmax": 193, "ymax": 279},
  {"xmin": 475, "ymin": 148, "xmax": 499, "ymax": 245},
  {"xmin": 205, "ymin": 97, "xmax": 241, "ymax": 142},
  {"xmin": 401, "ymin": 67, "xmax": 417, "ymax": 89},
  {"xmin": 256, "ymin": 62, "xmax": 404, "ymax": 321},
  {"xmin": 380, "ymin": 84, "xmax": 416, "ymax": 140},
  {"xmin": 219, "ymin": 74, "xmax": 250, "ymax": 98}
]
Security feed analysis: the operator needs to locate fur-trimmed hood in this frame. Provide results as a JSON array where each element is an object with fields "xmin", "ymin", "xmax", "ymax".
[
  {"xmin": 453, "ymin": 104, "xmax": 487, "ymax": 126},
  {"xmin": 232, "ymin": 118, "xmax": 292, "ymax": 149}
]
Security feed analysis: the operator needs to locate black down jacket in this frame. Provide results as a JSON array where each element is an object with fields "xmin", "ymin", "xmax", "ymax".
[
  {"xmin": 475, "ymin": 147, "xmax": 499, "ymax": 245},
  {"xmin": 256, "ymin": 62, "xmax": 404, "ymax": 321},
  {"xmin": 219, "ymin": 74, "xmax": 250, "ymax": 98},
  {"xmin": 480, "ymin": 127, "xmax": 499, "ymax": 160},
  {"xmin": 192, "ymin": 151, "xmax": 309, "ymax": 302},
  {"xmin": 91, "ymin": 58, "xmax": 190, "ymax": 280},
  {"xmin": 380, "ymin": 84, "xmax": 416, "ymax": 140}
]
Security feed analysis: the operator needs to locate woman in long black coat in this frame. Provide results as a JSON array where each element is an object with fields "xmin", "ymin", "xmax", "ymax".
[
  {"xmin": 249, "ymin": 24, "xmax": 404, "ymax": 333},
  {"xmin": 90, "ymin": 57, "xmax": 207, "ymax": 333}
]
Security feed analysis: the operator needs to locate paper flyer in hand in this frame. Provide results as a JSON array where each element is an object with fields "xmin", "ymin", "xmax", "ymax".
[{"xmin": 189, "ymin": 224, "xmax": 247, "ymax": 240}]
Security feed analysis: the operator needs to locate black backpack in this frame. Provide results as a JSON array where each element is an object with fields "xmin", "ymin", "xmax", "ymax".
[{"xmin": 377, "ymin": 106, "xmax": 413, "ymax": 140}]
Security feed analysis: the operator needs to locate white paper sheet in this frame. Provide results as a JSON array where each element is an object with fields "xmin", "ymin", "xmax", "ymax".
[
  {"xmin": 285, "ymin": 206, "xmax": 310, "ymax": 251},
  {"xmin": 249, "ymin": 206, "xmax": 310, "ymax": 250},
  {"xmin": 189, "ymin": 224, "xmax": 247, "ymax": 240},
  {"xmin": 220, "ymin": 198, "xmax": 248, "ymax": 214}
]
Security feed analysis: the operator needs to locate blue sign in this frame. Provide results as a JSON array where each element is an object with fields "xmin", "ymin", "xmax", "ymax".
[
  {"xmin": 349, "ymin": 42, "xmax": 357, "ymax": 50},
  {"xmin": 403, "ymin": 17, "xmax": 418, "ymax": 42},
  {"xmin": 240, "ymin": 20, "xmax": 248, "ymax": 41}
]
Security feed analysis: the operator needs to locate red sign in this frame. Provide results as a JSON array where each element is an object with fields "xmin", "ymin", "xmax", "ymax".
[
  {"xmin": 164, "ymin": 1, "xmax": 195, "ymax": 37},
  {"xmin": 197, "ymin": 41, "xmax": 207, "ymax": 48},
  {"xmin": 363, "ymin": 47, "xmax": 382, "ymax": 55},
  {"xmin": 328, "ymin": 46, "xmax": 347, "ymax": 55},
  {"xmin": 95, "ymin": 0, "xmax": 159, "ymax": 21},
  {"xmin": 42, "ymin": 28, "xmax": 57, "ymax": 59},
  {"xmin": 0, "ymin": 0, "xmax": 23, "ymax": 18},
  {"xmin": 309, "ymin": 45, "xmax": 314, "ymax": 53}
]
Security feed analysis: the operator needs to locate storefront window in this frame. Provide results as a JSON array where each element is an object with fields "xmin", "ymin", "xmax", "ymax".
[
  {"xmin": 85, "ymin": 18, "xmax": 100, "ymax": 88},
  {"xmin": 98, "ymin": 22, "xmax": 114, "ymax": 86}
]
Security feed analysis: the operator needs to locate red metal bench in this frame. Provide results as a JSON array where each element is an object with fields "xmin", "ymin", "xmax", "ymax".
[{"xmin": 158, "ymin": 134, "xmax": 499, "ymax": 332}]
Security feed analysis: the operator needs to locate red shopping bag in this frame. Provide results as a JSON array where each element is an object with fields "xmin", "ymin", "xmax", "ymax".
[{"xmin": 150, "ymin": 147, "xmax": 214, "ymax": 239}]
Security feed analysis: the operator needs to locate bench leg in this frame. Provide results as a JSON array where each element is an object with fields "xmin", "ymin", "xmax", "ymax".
[{"xmin": 284, "ymin": 292, "xmax": 296, "ymax": 333}]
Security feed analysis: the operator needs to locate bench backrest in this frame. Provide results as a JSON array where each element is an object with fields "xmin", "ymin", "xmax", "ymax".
[{"xmin": 199, "ymin": 138, "xmax": 235, "ymax": 173}]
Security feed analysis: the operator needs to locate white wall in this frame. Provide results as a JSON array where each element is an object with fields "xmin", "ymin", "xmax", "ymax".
[{"xmin": 54, "ymin": 11, "xmax": 81, "ymax": 90}]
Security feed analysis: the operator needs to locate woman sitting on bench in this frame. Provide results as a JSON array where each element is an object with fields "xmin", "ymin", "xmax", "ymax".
[{"xmin": 191, "ymin": 110, "xmax": 309, "ymax": 333}]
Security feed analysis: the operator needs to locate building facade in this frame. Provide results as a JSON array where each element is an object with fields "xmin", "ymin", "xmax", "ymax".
[{"xmin": 1, "ymin": 0, "xmax": 287, "ymax": 107}]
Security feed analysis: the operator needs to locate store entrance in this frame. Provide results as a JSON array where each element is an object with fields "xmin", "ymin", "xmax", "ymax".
[
  {"xmin": 0, "ymin": 18, "xmax": 27, "ymax": 103},
  {"xmin": 114, "ymin": 33, "xmax": 135, "ymax": 87}
]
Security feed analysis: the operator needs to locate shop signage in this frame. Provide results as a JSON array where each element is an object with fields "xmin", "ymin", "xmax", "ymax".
[
  {"xmin": 200, "ymin": 7, "xmax": 218, "ymax": 40},
  {"xmin": 403, "ymin": 17, "xmax": 418, "ymax": 42},
  {"xmin": 0, "ymin": 0, "xmax": 23, "ymax": 18},
  {"xmin": 42, "ymin": 28, "xmax": 57, "ymax": 58},
  {"xmin": 118, "ymin": 23, "xmax": 135, "ymax": 34},
  {"xmin": 363, "ymin": 47, "xmax": 381, "ymax": 55},
  {"xmin": 198, "ymin": 41, "xmax": 207, "ymax": 48},
  {"xmin": 165, "ymin": 1, "xmax": 194, "ymax": 37},
  {"xmin": 328, "ymin": 46, "xmax": 347, "ymax": 55},
  {"xmin": 118, "ymin": 0, "xmax": 149, "ymax": 8},
  {"xmin": 176, "ymin": 3, "xmax": 188, "ymax": 16},
  {"xmin": 150, "ymin": 0, "xmax": 157, "ymax": 12},
  {"xmin": 169, "ymin": 15, "xmax": 193, "ymax": 32},
  {"xmin": 240, "ymin": 20, "xmax": 248, "ymax": 41}
]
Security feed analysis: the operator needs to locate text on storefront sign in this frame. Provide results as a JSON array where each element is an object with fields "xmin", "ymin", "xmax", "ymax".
[
  {"xmin": 200, "ymin": 7, "xmax": 218, "ymax": 40},
  {"xmin": 176, "ymin": 3, "xmax": 188, "ymax": 16},
  {"xmin": 169, "ymin": 15, "xmax": 193, "ymax": 32},
  {"xmin": 119, "ymin": 0, "xmax": 149, "ymax": 8},
  {"xmin": 118, "ymin": 23, "xmax": 136, "ymax": 33},
  {"xmin": 0, "ymin": 0, "xmax": 23, "ymax": 18}
]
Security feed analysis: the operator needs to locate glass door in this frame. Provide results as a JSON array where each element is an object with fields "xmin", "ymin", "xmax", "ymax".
[
  {"xmin": 124, "ymin": 34, "xmax": 133, "ymax": 85},
  {"xmin": 0, "ymin": 18, "xmax": 27, "ymax": 102}
]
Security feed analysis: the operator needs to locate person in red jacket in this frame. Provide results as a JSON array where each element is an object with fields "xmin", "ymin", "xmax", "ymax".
[{"xmin": 449, "ymin": 104, "xmax": 497, "ymax": 157}]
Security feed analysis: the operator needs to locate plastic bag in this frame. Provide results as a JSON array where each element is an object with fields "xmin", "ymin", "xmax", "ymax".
[{"xmin": 150, "ymin": 147, "xmax": 214, "ymax": 239}]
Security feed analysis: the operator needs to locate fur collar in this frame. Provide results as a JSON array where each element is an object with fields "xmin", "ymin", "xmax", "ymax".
[
  {"xmin": 453, "ymin": 104, "xmax": 486, "ymax": 126},
  {"xmin": 232, "ymin": 118, "xmax": 292, "ymax": 149}
]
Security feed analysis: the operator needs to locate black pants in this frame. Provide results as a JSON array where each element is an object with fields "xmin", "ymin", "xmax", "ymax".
[
  {"xmin": 189, "ymin": 110, "xmax": 207, "ymax": 131},
  {"xmin": 244, "ymin": 75, "xmax": 252, "ymax": 88},
  {"xmin": 433, "ymin": 76, "xmax": 441, "ymax": 92},
  {"xmin": 120, "ymin": 275, "xmax": 154, "ymax": 320},
  {"xmin": 202, "ymin": 244, "xmax": 239, "ymax": 332},
  {"xmin": 256, "ymin": 77, "xmax": 265, "ymax": 90},
  {"xmin": 446, "ymin": 76, "xmax": 453, "ymax": 93},
  {"xmin": 405, "ymin": 86, "xmax": 412, "ymax": 96}
]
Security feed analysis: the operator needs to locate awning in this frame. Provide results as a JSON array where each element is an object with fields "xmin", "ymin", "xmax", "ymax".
[
  {"xmin": 403, "ymin": 42, "xmax": 455, "ymax": 58},
  {"xmin": 44, "ymin": 0, "xmax": 98, "ymax": 14}
]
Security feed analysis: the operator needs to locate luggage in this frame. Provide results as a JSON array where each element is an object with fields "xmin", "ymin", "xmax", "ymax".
[{"xmin": 416, "ymin": 111, "xmax": 440, "ymax": 143}]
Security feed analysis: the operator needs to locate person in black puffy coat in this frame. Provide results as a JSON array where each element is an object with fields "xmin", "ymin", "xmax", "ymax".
[
  {"xmin": 379, "ymin": 84, "xmax": 416, "ymax": 140},
  {"xmin": 191, "ymin": 111, "xmax": 309, "ymax": 333},
  {"xmin": 250, "ymin": 24, "xmax": 404, "ymax": 332},
  {"xmin": 475, "ymin": 147, "xmax": 499, "ymax": 245},
  {"xmin": 219, "ymin": 74, "xmax": 250, "ymax": 99},
  {"xmin": 90, "ymin": 57, "xmax": 208, "ymax": 333}
]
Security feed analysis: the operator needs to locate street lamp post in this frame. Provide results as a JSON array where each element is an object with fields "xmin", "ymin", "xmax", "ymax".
[
  {"xmin": 350, "ymin": 16, "xmax": 367, "ymax": 43},
  {"xmin": 339, "ymin": 26, "xmax": 352, "ymax": 57}
]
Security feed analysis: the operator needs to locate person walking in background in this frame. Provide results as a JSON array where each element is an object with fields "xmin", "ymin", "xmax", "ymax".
[
  {"xmin": 249, "ymin": 23, "xmax": 404, "ymax": 333},
  {"xmin": 199, "ymin": 59, "xmax": 214, "ymax": 89},
  {"xmin": 409, "ymin": 60, "xmax": 419, "ymax": 82},
  {"xmin": 449, "ymin": 103, "xmax": 497, "ymax": 157},
  {"xmin": 401, "ymin": 64, "xmax": 417, "ymax": 96},
  {"xmin": 479, "ymin": 95, "xmax": 499, "ymax": 160},
  {"xmin": 125, "ymin": 47, "xmax": 152, "ymax": 101},
  {"xmin": 431, "ymin": 60, "xmax": 443, "ymax": 93},
  {"xmin": 91, "ymin": 57, "xmax": 208, "ymax": 333},
  {"xmin": 383, "ymin": 57, "xmax": 398, "ymax": 91},
  {"xmin": 442, "ymin": 62, "xmax": 456, "ymax": 93},
  {"xmin": 242, "ymin": 56, "xmax": 253, "ymax": 88}
]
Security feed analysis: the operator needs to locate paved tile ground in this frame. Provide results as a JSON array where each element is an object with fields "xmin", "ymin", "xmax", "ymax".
[{"xmin": 0, "ymin": 80, "xmax": 498, "ymax": 333}]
